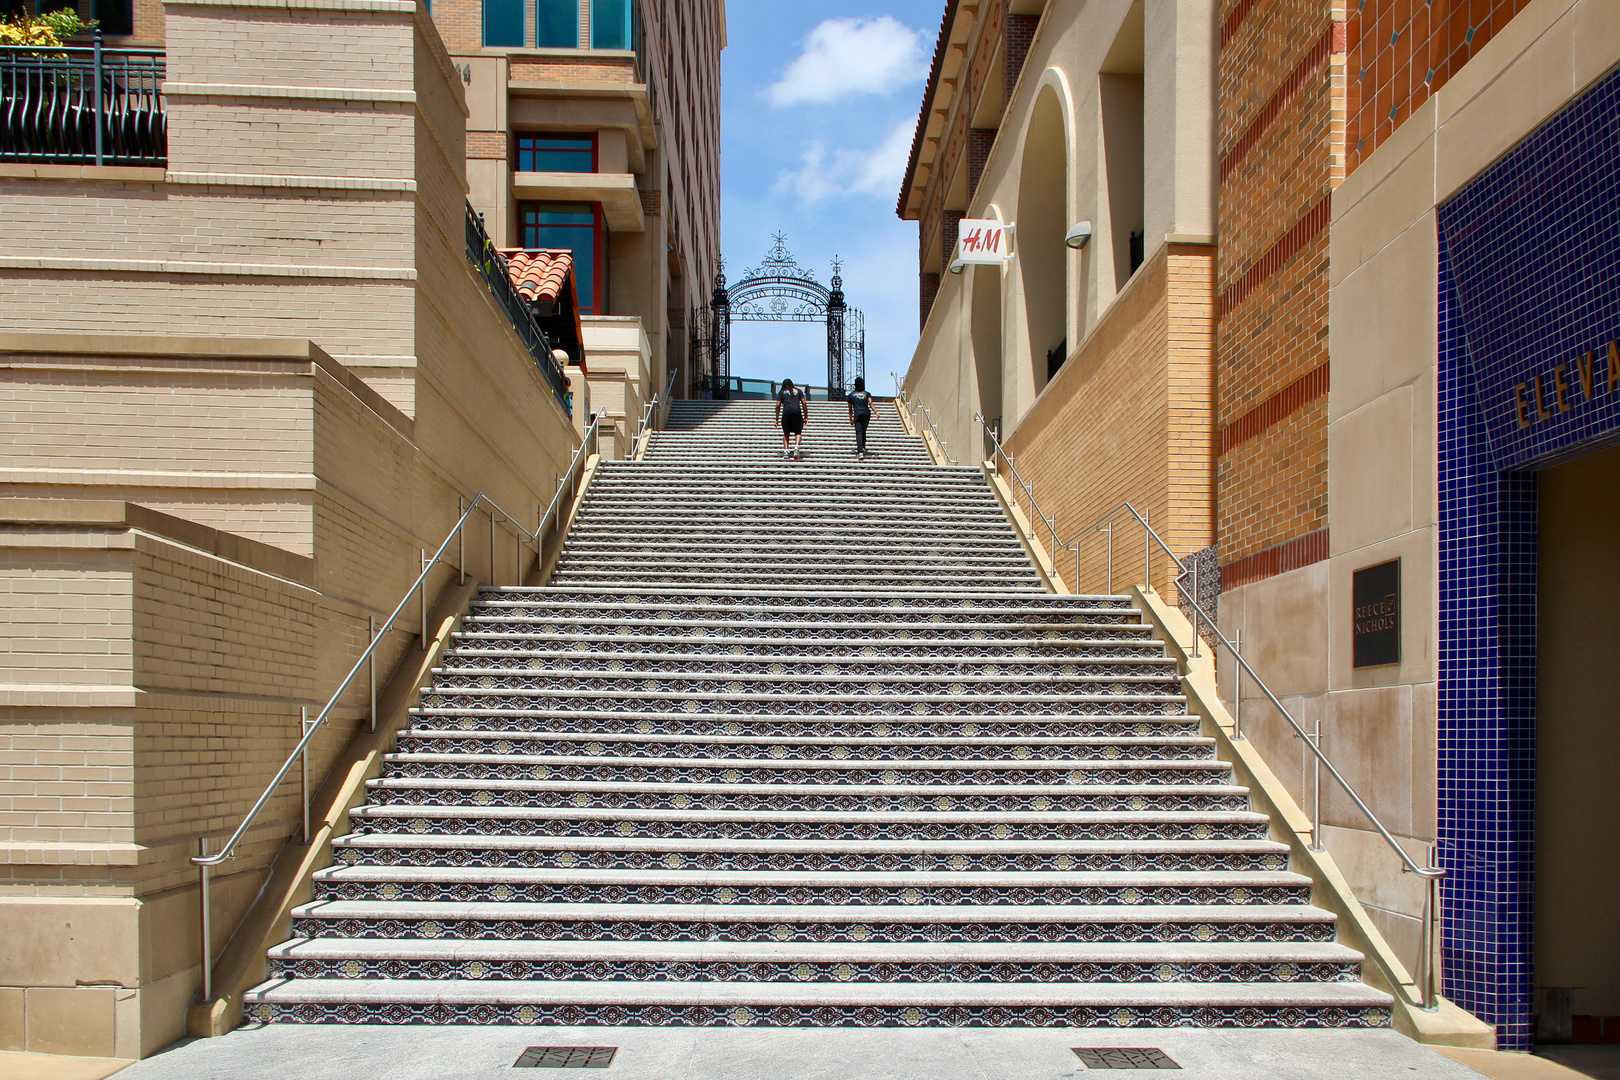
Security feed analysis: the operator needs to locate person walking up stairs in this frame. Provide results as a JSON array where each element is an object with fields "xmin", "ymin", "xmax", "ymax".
[{"xmin": 244, "ymin": 399, "xmax": 1392, "ymax": 1029}]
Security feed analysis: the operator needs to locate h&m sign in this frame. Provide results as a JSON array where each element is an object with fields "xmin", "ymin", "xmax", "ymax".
[{"xmin": 955, "ymin": 220, "xmax": 1011, "ymax": 265}]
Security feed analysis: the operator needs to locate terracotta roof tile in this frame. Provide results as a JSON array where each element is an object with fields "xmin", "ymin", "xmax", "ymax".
[{"xmin": 501, "ymin": 248, "xmax": 575, "ymax": 304}]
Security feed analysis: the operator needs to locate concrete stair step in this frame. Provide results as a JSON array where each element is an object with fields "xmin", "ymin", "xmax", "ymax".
[
  {"xmin": 444, "ymin": 638, "xmax": 1171, "ymax": 656},
  {"xmin": 391, "ymin": 732, "xmax": 1213, "ymax": 759},
  {"xmin": 264, "ymin": 937, "xmax": 1366, "ymax": 982},
  {"xmin": 343, "ymin": 805, "xmax": 1273, "ymax": 841},
  {"xmin": 439, "ymin": 650, "xmax": 1178, "ymax": 671},
  {"xmin": 327, "ymin": 835, "xmax": 1294, "ymax": 873},
  {"xmin": 404, "ymin": 711, "xmax": 1203, "ymax": 738}
]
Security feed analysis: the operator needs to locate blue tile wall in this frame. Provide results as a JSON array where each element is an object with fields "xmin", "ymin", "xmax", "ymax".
[{"xmin": 1436, "ymin": 61, "xmax": 1620, "ymax": 1050}]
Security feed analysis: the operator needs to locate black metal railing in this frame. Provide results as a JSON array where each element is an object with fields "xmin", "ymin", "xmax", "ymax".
[
  {"xmin": 0, "ymin": 34, "xmax": 165, "ymax": 165},
  {"xmin": 464, "ymin": 203, "xmax": 572, "ymax": 416}
]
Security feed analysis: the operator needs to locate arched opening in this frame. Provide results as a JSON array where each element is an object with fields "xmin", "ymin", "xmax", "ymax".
[
  {"xmin": 1100, "ymin": 0, "xmax": 1145, "ymax": 290},
  {"xmin": 1018, "ymin": 88, "xmax": 1068, "ymax": 397},
  {"xmin": 970, "ymin": 263, "xmax": 1003, "ymax": 433}
]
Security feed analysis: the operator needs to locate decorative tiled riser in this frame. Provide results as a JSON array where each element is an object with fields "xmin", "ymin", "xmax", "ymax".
[
  {"xmin": 243, "ymin": 402, "xmax": 1391, "ymax": 1027},
  {"xmin": 271, "ymin": 959, "xmax": 1357, "ymax": 983},
  {"xmin": 290, "ymin": 920, "xmax": 1337, "ymax": 944},
  {"xmin": 252, "ymin": 1002, "xmax": 1390, "ymax": 1027},
  {"xmin": 333, "ymin": 849, "xmax": 1292, "ymax": 873}
]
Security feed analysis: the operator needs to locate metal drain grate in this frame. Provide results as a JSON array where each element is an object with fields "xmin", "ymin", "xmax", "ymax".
[
  {"xmin": 1072, "ymin": 1047, "xmax": 1180, "ymax": 1070},
  {"xmin": 514, "ymin": 1046, "xmax": 617, "ymax": 1069}
]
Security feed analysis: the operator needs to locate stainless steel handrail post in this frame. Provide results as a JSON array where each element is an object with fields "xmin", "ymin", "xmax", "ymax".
[
  {"xmin": 368, "ymin": 616, "xmax": 377, "ymax": 734},
  {"xmin": 197, "ymin": 836, "xmax": 212, "ymax": 1000},
  {"xmin": 1190, "ymin": 561, "xmax": 1200, "ymax": 659},
  {"xmin": 457, "ymin": 497, "xmax": 465, "ymax": 585},
  {"xmin": 1231, "ymin": 628, "xmax": 1243, "ymax": 740},
  {"xmin": 419, "ymin": 549, "xmax": 428, "ymax": 643},
  {"xmin": 488, "ymin": 512, "xmax": 498, "ymax": 587},
  {"xmin": 1309, "ymin": 714, "xmax": 1325, "ymax": 851},
  {"xmin": 1105, "ymin": 522, "xmax": 1113, "ymax": 593},
  {"xmin": 298, "ymin": 707, "xmax": 311, "ymax": 844}
]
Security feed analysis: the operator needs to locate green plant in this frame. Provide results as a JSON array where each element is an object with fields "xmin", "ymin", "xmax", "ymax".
[{"xmin": 0, "ymin": 8, "xmax": 97, "ymax": 47}]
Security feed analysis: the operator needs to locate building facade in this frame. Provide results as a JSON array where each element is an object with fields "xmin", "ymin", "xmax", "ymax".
[
  {"xmin": 900, "ymin": 0, "xmax": 1620, "ymax": 1050},
  {"xmin": 0, "ymin": 0, "xmax": 715, "ymax": 1058},
  {"xmin": 429, "ymin": 0, "xmax": 724, "ymax": 453}
]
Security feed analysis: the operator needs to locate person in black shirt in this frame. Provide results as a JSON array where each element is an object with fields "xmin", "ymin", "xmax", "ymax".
[
  {"xmin": 845, "ymin": 377, "xmax": 881, "ymax": 459},
  {"xmin": 774, "ymin": 379, "xmax": 809, "ymax": 460}
]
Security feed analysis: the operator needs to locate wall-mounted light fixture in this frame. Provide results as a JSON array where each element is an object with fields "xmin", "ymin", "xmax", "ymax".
[
  {"xmin": 948, "ymin": 258, "xmax": 966, "ymax": 275},
  {"xmin": 1064, "ymin": 221, "xmax": 1093, "ymax": 249}
]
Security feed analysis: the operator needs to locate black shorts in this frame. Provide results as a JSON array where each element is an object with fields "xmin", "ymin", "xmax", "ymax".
[{"xmin": 782, "ymin": 415, "xmax": 804, "ymax": 436}]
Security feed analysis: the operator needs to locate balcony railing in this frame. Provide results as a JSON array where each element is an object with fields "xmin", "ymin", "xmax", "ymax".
[
  {"xmin": 464, "ymin": 203, "xmax": 572, "ymax": 416},
  {"xmin": 0, "ymin": 34, "xmax": 166, "ymax": 166}
]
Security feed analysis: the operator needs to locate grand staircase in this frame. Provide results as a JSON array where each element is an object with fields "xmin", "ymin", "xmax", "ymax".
[{"xmin": 243, "ymin": 399, "xmax": 1392, "ymax": 1028}]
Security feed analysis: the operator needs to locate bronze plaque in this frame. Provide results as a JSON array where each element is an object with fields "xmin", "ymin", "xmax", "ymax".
[{"xmin": 1352, "ymin": 559, "xmax": 1401, "ymax": 668}]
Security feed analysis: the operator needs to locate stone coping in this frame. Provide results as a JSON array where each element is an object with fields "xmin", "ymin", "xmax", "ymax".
[{"xmin": 0, "ymin": 499, "xmax": 314, "ymax": 586}]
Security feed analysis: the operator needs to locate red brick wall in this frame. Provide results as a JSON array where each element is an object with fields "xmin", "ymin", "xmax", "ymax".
[
  {"xmin": 1346, "ymin": 0, "xmax": 1534, "ymax": 173},
  {"xmin": 1214, "ymin": 0, "xmax": 1342, "ymax": 575}
]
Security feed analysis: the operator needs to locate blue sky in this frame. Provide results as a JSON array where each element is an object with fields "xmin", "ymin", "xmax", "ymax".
[{"xmin": 720, "ymin": 1, "xmax": 944, "ymax": 391}]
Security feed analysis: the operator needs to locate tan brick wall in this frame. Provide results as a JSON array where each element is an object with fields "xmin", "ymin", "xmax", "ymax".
[
  {"xmin": 0, "ymin": 0, "xmax": 581, "ymax": 1056},
  {"xmin": 1003, "ymin": 247, "xmax": 1216, "ymax": 598}
]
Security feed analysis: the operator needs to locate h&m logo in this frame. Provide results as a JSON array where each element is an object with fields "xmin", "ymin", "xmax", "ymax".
[{"xmin": 1514, "ymin": 340, "xmax": 1620, "ymax": 428}]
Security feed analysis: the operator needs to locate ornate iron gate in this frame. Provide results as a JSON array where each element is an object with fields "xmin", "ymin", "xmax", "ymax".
[{"xmin": 692, "ymin": 234, "xmax": 866, "ymax": 397}]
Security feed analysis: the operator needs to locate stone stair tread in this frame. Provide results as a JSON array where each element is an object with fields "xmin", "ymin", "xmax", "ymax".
[
  {"xmin": 348, "ymin": 806, "xmax": 1268, "ymax": 823},
  {"xmin": 265, "ymin": 938, "xmax": 1362, "ymax": 963},
  {"xmin": 250, "ymin": 400, "xmax": 1389, "ymax": 1030},
  {"xmin": 312, "ymin": 866, "xmax": 1312, "ymax": 888},
  {"xmin": 245, "ymin": 979, "xmax": 1390, "ymax": 1010},
  {"xmin": 288, "ymin": 900, "xmax": 1340, "ymax": 924},
  {"xmin": 329, "ymin": 835, "xmax": 1291, "ymax": 855},
  {"xmin": 393, "ymin": 733, "xmax": 1210, "ymax": 747}
]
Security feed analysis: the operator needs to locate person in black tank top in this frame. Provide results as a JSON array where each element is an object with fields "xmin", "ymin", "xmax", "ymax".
[
  {"xmin": 845, "ymin": 376, "xmax": 880, "ymax": 458},
  {"xmin": 774, "ymin": 378, "xmax": 808, "ymax": 459}
]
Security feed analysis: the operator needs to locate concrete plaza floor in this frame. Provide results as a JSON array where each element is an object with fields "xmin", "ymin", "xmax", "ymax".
[{"xmin": 93, "ymin": 1025, "xmax": 1515, "ymax": 1080}]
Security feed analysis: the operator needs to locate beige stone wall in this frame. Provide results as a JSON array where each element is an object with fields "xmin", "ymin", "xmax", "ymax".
[
  {"xmin": 1213, "ymin": 0, "xmax": 1620, "ymax": 984},
  {"xmin": 0, "ymin": 0, "xmax": 582, "ymax": 1057},
  {"xmin": 1000, "ymin": 245, "xmax": 1216, "ymax": 599}
]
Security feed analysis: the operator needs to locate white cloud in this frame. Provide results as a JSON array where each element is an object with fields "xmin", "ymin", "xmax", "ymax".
[
  {"xmin": 767, "ymin": 16, "xmax": 929, "ymax": 107},
  {"xmin": 775, "ymin": 120, "xmax": 917, "ymax": 206}
]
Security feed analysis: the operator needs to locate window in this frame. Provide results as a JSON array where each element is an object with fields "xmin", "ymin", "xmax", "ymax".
[
  {"xmin": 515, "ymin": 134, "xmax": 595, "ymax": 174},
  {"xmin": 482, "ymin": 0, "xmax": 522, "ymax": 48},
  {"xmin": 590, "ymin": 0, "xmax": 632, "ymax": 50},
  {"xmin": 536, "ymin": 0, "xmax": 577, "ymax": 47},
  {"xmin": 519, "ymin": 202, "xmax": 604, "ymax": 314},
  {"xmin": 91, "ymin": 0, "xmax": 132, "ymax": 34}
]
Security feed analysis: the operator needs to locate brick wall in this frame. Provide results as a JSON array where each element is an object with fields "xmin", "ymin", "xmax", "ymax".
[
  {"xmin": 1214, "ymin": 0, "xmax": 1343, "ymax": 580},
  {"xmin": 1003, "ymin": 247, "xmax": 1217, "ymax": 598}
]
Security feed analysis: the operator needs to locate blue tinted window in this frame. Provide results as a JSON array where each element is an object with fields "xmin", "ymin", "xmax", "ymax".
[
  {"xmin": 515, "ymin": 135, "xmax": 594, "ymax": 173},
  {"xmin": 482, "ymin": 0, "xmax": 523, "ymax": 47},
  {"xmin": 590, "ymin": 0, "xmax": 630, "ymax": 49},
  {"xmin": 536, "ymin": 0, "xmax": 577, "ymax": 48},
  {"xmin": 519, "ymin": 202, "xmax": 601, "ymax": 314}
]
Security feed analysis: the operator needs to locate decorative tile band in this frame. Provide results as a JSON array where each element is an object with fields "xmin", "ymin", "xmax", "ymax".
[
  {"xmin": 391, "ymin": 737, "xmax": 1213, "ymax": 762},
  {"xmin": 292, "ymin": 916, "xmax": 1337, "ymax": 946},
  {"xmin": 334, "ymin": 847, "xmax": 1292, "ymax": 874},
  {"xmin": 1219, "ymin": 363, "xmax": 1329, "ymax": 455},
  {"xmin": 250, "ymin": 1001, "xmax": 1390, "ymax": 1029},
  {"xmin": 1218, "ymin": 529, "xmax": 1329, "ymax": 593},
  {"xmin": 344, "ymin": 818, "xmax": 1268, "ymax": 843},
  {"xmin": 272, "ymin": 956, "xmax": 1353, "ymax": 984},
  {"xmin": 406, "ymin": 717, "xmax": 1200, "ymax": 739},
  {"xmin": 312, "ymin": 880, "xmax": 1309, "ymax": 908}
]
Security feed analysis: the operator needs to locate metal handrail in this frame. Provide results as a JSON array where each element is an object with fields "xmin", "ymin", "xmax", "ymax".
[
  {"xmin": 971, "ymin": 413, "xmax": 1446, "ymax": 1009},
  {"xmin": 631, "ymin": 368, "xmax": 677, "ymax": 459},
  {"xmin": 1, "ymin": 34, "xmax": 167, "ymax": 166},
  {"xmin": 190, "ymin": 411, "xmax": 604, "ymax": 1002},
  {"xmin": 890, "ymin": 374, "xmax": 957, "ymax": 464}
]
